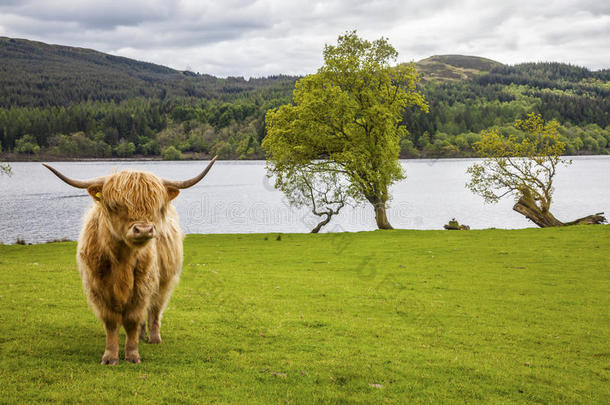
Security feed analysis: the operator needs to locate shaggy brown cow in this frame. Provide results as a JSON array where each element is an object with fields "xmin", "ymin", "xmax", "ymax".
[{"xmin": 43, "ymin": 158, "xmax": 217, "ymax": 364}]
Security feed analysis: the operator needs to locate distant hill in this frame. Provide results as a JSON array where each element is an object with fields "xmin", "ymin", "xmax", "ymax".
[
  {"xmin": 1, "ymin": 37, "xmax": 506, "ymax": 107},
  {"xmin": 1, "ymin": 36, "xmax": 182, "ymax": 77},
  {"xmin": 414, "ymin": 55, "xmax": 504, "ymax": 82},
  {"xmin": 0, "ymin": 37, "xmax": 297, "ymax": 107}
]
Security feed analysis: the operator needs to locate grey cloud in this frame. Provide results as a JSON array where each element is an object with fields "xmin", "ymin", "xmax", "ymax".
[
  {"xmin": 549, "ymin": 0, "xmax": 610, "ymax": 16},
  {"xmin": 116, "ymin": 21, "xmax": 269, "ymax": 49},
  {"xmin": 0, "ymin": 0, "xmax": 26, "ymax": 5},
  {"xmin": 543, "ymin": 20, "xmax": 610, "ymax": 46},
  {"xmin": 1, "ymin": 0, "xmax": 177, "ymax": 29},
  {"xmin": 0, "ymin": 0, "xmax": 608, "ymax": 77}
]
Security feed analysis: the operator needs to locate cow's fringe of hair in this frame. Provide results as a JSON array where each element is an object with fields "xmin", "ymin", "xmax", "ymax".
[{"xmin": 102, "ymin": 171, "xmax": 168, "ymax": 220}]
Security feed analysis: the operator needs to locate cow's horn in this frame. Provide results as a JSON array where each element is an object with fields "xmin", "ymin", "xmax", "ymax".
[
  {"xmin": 162, "ymin": 156, "xmax": 218, "ymax": 189},
  {"xmin": 42, "ymin": 164, "xmax": 106, "ymax": 189}
]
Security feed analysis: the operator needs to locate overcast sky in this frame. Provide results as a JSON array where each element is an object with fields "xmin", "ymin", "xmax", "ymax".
[{"xmin": 1, "ymin": 0, "xmax": 608, "ymax": 77}]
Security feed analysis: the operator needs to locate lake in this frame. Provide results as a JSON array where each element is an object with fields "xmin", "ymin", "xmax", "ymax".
[{"xmin": 0, "ymin": 157, "xmax": 608, "ymax": 244}]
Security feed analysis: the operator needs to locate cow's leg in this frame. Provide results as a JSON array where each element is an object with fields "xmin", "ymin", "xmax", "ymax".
[
  {"xmin": 101, "ymin": 317, "xmax": 120, "ymax": 365},
  {"xmin": 148, "ymin": 280, "xmax": 176, "ymax": 344},
  {"xmin": 123, "ymin": 317, "xmax": 142, "ymax": 364},
  {"xmin": 148, "ymin": 304, "xmax": 162, "ymax": 344},
  {"xmin": 139, "ymin": 322, "xmax": 147, "ymax": 341}
]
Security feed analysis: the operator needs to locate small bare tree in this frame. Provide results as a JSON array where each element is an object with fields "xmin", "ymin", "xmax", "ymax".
[
  {"xmin": 1, "ymin": 163, "xmax": 12, "ymax": 176},
  {"xmin": 1, "ymin": 142, "xmax": 12, "ymax": 176},
  {"xmin": 467, "ymin": 113, "xmax": 605, "ymax": 227},
  {"xmin": 270, "ymin": 162, "xmax": 358, "ymax": 233}
]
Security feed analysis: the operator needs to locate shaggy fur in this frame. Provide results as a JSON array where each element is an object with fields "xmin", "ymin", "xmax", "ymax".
[{"xmin": 78, "ymin": 170, "xmax": 183, "ymax": 365}]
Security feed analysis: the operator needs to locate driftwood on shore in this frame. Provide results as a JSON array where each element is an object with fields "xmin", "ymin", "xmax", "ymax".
[{"xmin": 444, "ymin": 218, "xmax": 470, "ymax": 230}]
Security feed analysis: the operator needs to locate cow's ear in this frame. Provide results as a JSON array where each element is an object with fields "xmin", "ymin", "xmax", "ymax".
[
  {"xmin": 166, "ymin": 186, "xmax": 180, "ymax": 201},
  {"xmin": 87, "ymin": 184, "xmax": 103, "ymax": 202}
]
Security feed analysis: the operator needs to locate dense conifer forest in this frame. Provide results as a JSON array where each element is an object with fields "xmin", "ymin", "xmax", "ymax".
[{"xmin": 1, "ymin": 37, "xmax": 608, "ymax": 159}]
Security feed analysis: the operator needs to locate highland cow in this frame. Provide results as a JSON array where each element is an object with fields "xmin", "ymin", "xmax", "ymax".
[{"xmin": 43, "ymin": 158, "xmax": 217, "ymax": 364}]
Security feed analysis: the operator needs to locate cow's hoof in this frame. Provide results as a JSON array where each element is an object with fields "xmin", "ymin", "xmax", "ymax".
[
  {"xmin": 125, "ymin": 353, "xmax": 141, "ymax": 364},
  {"xmin": 148, "ymin": 335, "xmax": 161, "ymax": 344},
  {"xmin": 101, "ymin": 355, "xmax": 119, "ymax": 365}
]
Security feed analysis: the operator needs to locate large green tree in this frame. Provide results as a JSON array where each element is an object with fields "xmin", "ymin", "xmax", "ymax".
[{"xmin": 263, "ymin": 32, "xmax": 428, "ymax": 229}]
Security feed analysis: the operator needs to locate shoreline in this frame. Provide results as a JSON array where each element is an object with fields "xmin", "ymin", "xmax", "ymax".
[
  {"xmin": 1, "ymin": 151, "xmax": 607, "ymax": 162},
  {"xmin": 4, "ymin": 226, "xmax": 607, "ymax": 246}
]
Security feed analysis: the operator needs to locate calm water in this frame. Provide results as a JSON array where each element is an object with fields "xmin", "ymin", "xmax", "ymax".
[{"xmin": 0, "ymin": 157, "xmax": 608, "ymax": 244}]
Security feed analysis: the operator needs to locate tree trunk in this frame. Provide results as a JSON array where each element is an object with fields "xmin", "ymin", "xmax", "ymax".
[
  {"xmin": 563, "ymin": 213, "xmax": 606, "ymax": 226},
  {"xmin": 512, "ymin": 196, "xmax": 563, "ymax": 227},
  {"xmin": 373, "ymin": 201, "xmax": 393, "ymax": 230},
  {"xmin": 310, "ymin": 213, "xmax": 332, "ymax": 233},
  {"xmin": 513, "ymin": 196, "xmax": 606, "ymax": 227}
]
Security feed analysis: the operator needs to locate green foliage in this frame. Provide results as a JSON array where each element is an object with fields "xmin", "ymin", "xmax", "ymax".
[
  {"xmin": 0, "ymin": 37, "xmax": 298, "ymax": 160},
  {"xmin": 137, "ymin": 136, "xmax": 161, "ymax": 155},
  {"xmin": 399, "ymin": 138, "xmax": 419, "ymax": 158},
  {"xmin": 211, "ymin": 140, "xmax": 233, "ymax": 160},
  {"xmin": 48, "ymin": 132, "xmax": 111, "ymax": 158},
  {"xmin": 14, "ymin": 134, "xmax": 40, "ymax": 154},
  {"xmin": 444, "ymin": 218, "xmax": 470, "ymax": 230},
  {"xmin": 0, "ymin": 228, "xmax": 609, "ymax": 402},
  {"xmin": 0, "ymin": 37, "xmax": 298, "ymax": 108},
  {"xmin": 402, "ymin": 62, "xmax": 610, "ymax": 157},
  {"xmin": 264, "ymin": 32, "xmax": 428, "ymax": 227},
  {"xmin": 0, "ymin": 96, "xmax": 290, "ymax": 160},
  {"xmin": 0, "ymin": 37, "xmax": 608, "ymax": 160},
  {"xmin": 467, "ymin": 113, "xmax": 569, "ymax": 210},
  {"xmin": 114, "ymin": 140, "xmax": 136, "ymax": 157},
  {"xmin": 0, "ymin": 162, "xmax": 11, "ymax": 175},
  {"xmin": 161, "ymin": 145, "xmax": 183, "ymax": 160}
]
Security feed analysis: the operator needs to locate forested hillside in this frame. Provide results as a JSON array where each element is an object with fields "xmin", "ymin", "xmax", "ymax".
[
  {"xmin": 0, "ymin": 38, "xmax": 608, "ymax": 160},
  {"xmin": 0, "ymin": 37, "xmax": 297, "ymax": 107},
  {"xmin": 402, "ymin": 60, "xmax": 610, "ymax": 157}
]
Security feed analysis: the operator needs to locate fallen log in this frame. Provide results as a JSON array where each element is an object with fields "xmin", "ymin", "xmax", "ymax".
[
  {"xmin": 513, "ymin": 196, "xmax": 606, "ymax": 227},
  {"xmin": 563, "ymin": 213, "xmax": 606, "ymax": 226}
]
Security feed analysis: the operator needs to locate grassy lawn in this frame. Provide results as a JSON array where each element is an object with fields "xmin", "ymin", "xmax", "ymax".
[{"xmin": 0, "ymin": 227, "xmax": 608, "ymax": 404}]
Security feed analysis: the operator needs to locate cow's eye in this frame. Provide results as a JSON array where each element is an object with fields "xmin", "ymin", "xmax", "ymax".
[{"xmin": 106, "ymin": 204, "xmax": 125, "ymax": 214}]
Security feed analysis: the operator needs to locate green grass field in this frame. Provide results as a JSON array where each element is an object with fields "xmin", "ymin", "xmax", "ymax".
[{"xmin": 1, "ymin": 227, "xmax": 608, "ymax": 404}]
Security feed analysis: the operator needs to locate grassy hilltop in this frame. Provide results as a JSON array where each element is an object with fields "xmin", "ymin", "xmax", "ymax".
[
  {"xmin": 0, "ymin": 227, "xmax": 608, "ymax": 403},
  {"xmin": 414, "ymin": 55, "xmax": 503, "ymax": 82}
]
